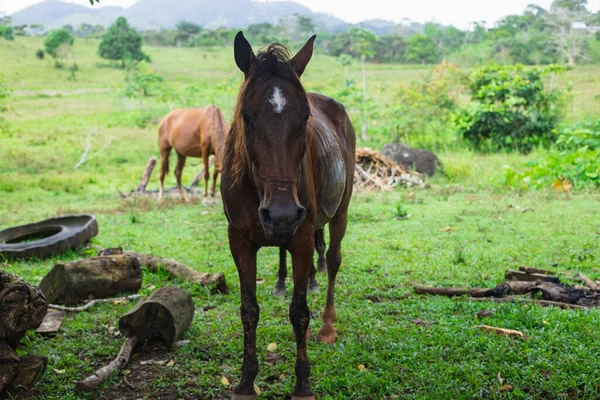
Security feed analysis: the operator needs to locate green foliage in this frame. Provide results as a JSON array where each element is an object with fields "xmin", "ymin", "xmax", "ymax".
[
  {"xmin": 44, "ymin": 29, "xmax": 75, "ymax": 58},
  {"xmin": 496, "ymin": 147, "xmax": 600, "ymax": 189},
  {"xmin": 385, "ymin": 61, "xmax": 460, "ymax": 150},
  {"xmin": 455, "ymin": 64, "xmax": 567, "ymax": 153},
  {"xmin": 0, "ymin": 24, "xmax": 14, "ymax": 41},
  {"xmin": 556, "ymin": 118, "xmax": 600, "ymax": 150},
  {"xmin": 407, "ymin": 34, "xmax": 440, "ymax": 64},
  {"xmin": 0, "ymin": 78, "xmax": 11, "ymax": 135},
  {"xmin": 99, "ymin": 17, "xmax": 148, "ymax": 68},
  {"xmin": 124, "ymin": 61, "xmax": 165, "ymax": 106},
  {"xmin": 67, "ymin": 63, "xmax": 79, "ymax": 82},
  {"xmin": 35, "ymin": 49, "xmax": 45, "ymax": 60}
]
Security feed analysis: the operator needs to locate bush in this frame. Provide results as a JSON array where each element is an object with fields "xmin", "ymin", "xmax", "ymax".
[
  {"xmin": 495, "ymin": 147, "xmax": 600, "ymax": 190},
  {"xmin": 556, "ymin": 118, "xmax": 600, "ymax": 150},
  {"xmin": 455, "ymin": 64, "xmax": 566, "ymax": 153},
  {"xmin": 124, "ymin": 61, "xmax": 165, "ymax": 107},
  {"xmin": 99, "ymin": 17, "xmax": 148, "ymax": 68},
  {"xmin": 44, "ymin": 29, "xmax": 75, "ymax": 58},
  {"xmin": 36, "ymin": 49, "xmax": 45, "ymax": 60},
  {"xmin": 0, "ymin": 25, "xmax": 14, "ymax": 41}
]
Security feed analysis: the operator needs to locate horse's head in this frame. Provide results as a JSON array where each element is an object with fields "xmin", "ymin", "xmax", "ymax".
[{"xmin": 233, "ymin": 32, "xmax": 316, "ymax": 241}]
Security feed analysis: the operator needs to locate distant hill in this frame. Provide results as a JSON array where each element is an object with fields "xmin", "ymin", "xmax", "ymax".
[{"xmin": 10, "ymin": 0, "xmax": 347, "ymax": 32}]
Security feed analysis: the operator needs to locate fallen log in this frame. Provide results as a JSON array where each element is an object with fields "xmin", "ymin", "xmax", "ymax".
[
  {"xmin": 136, "ymin": 157, "xmax": 157, "ymax": 192},
  {"xmin": 505, "ymin": 270, "xmax": 560, "ymax": 284},
  {"xmin": 48, "ymin": 294, "xmax": 141, "ymax": 312},
  {"xmin": 98, "ymin": 248, "xmax": 227, "ymax": 293},
  {"xmin": 75, "ymin": 286, "xmax": 194, "ymax": 391},
  {"xmin": 577, "ymin": 273, "xmax": 599, "ymax": 290},
  {"xmin": 39, "ymin": 255, "xmax": 142, "ymax": 305},
  {"xmin": 0, "ymin": 270, "xmax": 48, "ymax": 346},
  {"xmin": 0, "ymin": 342, "xmax": 19, "ymax": 393},
  {"xmin": 414, "ymin": 281, "xmax": 537, "ymax": 298},
  {"xmin": 459, "ymin": 296, "xmax": 586, "ymax": 310},
  {"xmin": 518, "ymin": 266, "xmax": 556, "ymax": 276}
]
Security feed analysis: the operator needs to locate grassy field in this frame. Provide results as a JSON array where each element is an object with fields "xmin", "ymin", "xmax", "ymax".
[{"xmin": 1, "ymin": 37, "xmax": 600, "ymax": 399}]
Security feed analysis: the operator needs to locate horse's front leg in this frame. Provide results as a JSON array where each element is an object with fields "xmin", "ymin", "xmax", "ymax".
[
  {"xmin": 289, "ymin": 226, "xmax": 315, "ymax": 399},
  {"xmin": 229, "ymin": 226, "xmax": 260, "ymax": 399}
]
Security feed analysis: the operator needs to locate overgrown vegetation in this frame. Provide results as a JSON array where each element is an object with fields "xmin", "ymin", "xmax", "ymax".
[{"xmin": 44, "ymin": 28, "xmax": 75, "ymax": 67}]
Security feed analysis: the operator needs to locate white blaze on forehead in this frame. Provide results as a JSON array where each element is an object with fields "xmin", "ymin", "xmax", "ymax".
[{"xmin": 269, "ymin": 86, "xmax": 287, "ymax": 113}]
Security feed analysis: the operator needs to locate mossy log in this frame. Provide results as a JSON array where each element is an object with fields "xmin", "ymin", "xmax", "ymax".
[
  {"xmin": 119, "ymin": 286, "xmax": 194, "ymax": 347},
  {"xmin": 39, "ymin": 255, "xmax": 142, "ymax": 305},
  {"xmin": 0, "ymin": 270, "xmax": 48, "ymax": 346},
  {"xmin": 0, "ymin": 342, "xmax": 19, "ymax": 393}
]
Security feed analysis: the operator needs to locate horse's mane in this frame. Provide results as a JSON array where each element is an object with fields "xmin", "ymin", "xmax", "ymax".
[{"xmin": 224, "ymin": 43, "xmax": 308, "ymax": 183}]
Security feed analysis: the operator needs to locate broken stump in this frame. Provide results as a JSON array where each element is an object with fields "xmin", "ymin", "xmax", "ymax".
[
  {"xmin": 119, "ymin": 286, "xmax": 194, "ymax": 347},
  {"xmin": 0, "ymin": 270, "xmax": 48, "ymax": 347},
  {"xmin": 39, "ymin": 255, "xmax": 142, "ymax": 305}
]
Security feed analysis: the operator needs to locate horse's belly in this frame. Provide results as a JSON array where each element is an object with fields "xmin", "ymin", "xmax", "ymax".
[
  {"xmin": 315, "ymin": 143, "xmax": 346, "ymax": 228},
  {"xmin": 170, "ymin": 132, "xmax": 203, "ymax": 158}
]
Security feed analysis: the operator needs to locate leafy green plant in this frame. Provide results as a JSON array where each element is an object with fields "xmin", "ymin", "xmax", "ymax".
[
  {"xmin": 455, "ymin": 64, "xmax": 567, "ymax": 153},
  {"xmin": 392, "ymin": 202, "xmax": 409, "ymax": 220},
  {"xmin": 494, "ymin": 147, "xmax": 600, "ymax": 190},
  {"xmin": 0, "ymin": 24, "xmax": 14, "ymax": 41},
  {"xmin": 124, "ymin": 61, "xmax": 165, "ymax": 107},
  {"xmin": 557, "ymin": 118, "xmax": 600, "ymax": 150},
  {"xmin": 36, "ymin": 49, "xmax": 45, "ymax": 60}
]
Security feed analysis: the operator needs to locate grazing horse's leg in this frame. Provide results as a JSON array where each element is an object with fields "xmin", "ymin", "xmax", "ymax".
[
  {"xmin": 273, "ymin": 247, "xmax": 287, "ymax": 296},
  {"xmin": 308, "ymin": 262, "xmax": 319, "ymax": 293},
  {"xmin": 229, "ymin": 226, "xmax": 260, "ymax": 399},
  {"xmin": 289, "ymin": 229, "xmax": 315, "ymax": 399},
  {"xmin": 315, "ymin": 228, "xmax": 327, "ymax": 273},
  {"xmin": 211, "ymin": 161, "xmax": 219, "ymax": 204},
  {"xmin": 317, "ymin": 212, "xmax": 348, "ymax": 345},
  {"xmin": 202, "ymin": 148, "xmax": 211, "ymax": 206},
  {"xmin": 158, "ymin": 144, "xmax": 172, "ymax": 203},
  {"xmin": 175, "ymin": 152, "xmax": 187, "ymax": 202}
]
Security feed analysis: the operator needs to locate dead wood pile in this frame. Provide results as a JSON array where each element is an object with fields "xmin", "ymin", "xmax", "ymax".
[{"xmin": 354, "ymin": 148, "xmax": 427, "ymax": 191}]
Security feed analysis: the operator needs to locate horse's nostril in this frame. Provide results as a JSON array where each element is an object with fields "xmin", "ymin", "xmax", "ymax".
[
  {"xmin": 296, "ymin": 207, "xmax": 306, "ymax": 224},
  {"xmin": 259, "ymin": 208, "xmax": 272, "ymax": 225}
]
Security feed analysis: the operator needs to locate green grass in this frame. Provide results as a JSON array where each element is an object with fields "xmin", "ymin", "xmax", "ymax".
[{"xmin": 1, "ymin": 37, "xmax": 600, "ymax": 399}]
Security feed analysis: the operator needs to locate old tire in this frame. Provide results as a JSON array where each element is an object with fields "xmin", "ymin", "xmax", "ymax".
[{"xmin": 0, "ymin": 214, "xmax": 98, "ymax": 260}]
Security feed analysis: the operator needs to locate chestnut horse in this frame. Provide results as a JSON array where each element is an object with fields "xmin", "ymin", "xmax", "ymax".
[
  {"xmin": 158, "ymin": 106, "xmax": 227, "ymax": 204},
  {"xmin": 221, "ymin": 32, "xmax": 355, "ymax": 399}
]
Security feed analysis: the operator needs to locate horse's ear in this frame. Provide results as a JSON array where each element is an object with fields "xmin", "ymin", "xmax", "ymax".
[
  {"xmin": 234, "ymin": 31, "xmax": 255, "ymax": 76},
  {"xmin": 291, "ymin": 35, "xmax": 316, "ymax": 78}
]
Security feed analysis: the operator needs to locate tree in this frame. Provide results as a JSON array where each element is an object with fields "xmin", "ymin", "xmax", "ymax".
[
  {"xmin": 36, "ymin": 49, "xmax": 45, "ymax": 59},
  {"xmin": 99, "ymin": 17, "xmax": 148, "ymax": 68},
  {"xmin": 0, "ymin": 25, "xmax": 13, "ymax": 41},
  {"xmin": 175, "ymin": 21, "xmax": 201, "ymax": 46},
  {"xmin": 545, "ymin": 1, "xmax": 591, "ymax": 65},
  {"xmin": 44, "ymin": 29, "xmax": 75, "ymax": 65},
  {"xmin": 407, "ymin": 34, "xmax": 440, "ymax": 64}
]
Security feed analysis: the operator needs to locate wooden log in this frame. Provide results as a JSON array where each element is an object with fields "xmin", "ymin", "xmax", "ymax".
[
  {"xmin": 519, "ymin": 266, "xmax": 556, "ymax": 276},
  {"xmin": 74, "ymin": 336, "xmax": 138, "ymax": 392},
  {"xmin": 136, "ymin": 157, "xmax": 157, "ymax": 192},
  {"xmin": 98, "ymin": 248, "xmax": 227, "ymax": 293},
  {"xmin": 0, "ymin": 342, "xmax": 19, "ymax": 393},
  {"xmin": 577, "ymin": 273, "xmax": 599, "ymax": 290},
  {"xmin": 118, "ymin": 286, "xmax": 194, "ymax": 347},
  {"xmin": 0, "ymin": 271, "xmax": 48, "ymax": 347},
  {"xmin": 505, "ymin": 270, "xmax": 560, "ymax": 284},
  {"xmin": 39, "ymin": 255, "xmax": 142, "ymax": 305},
  {"xmin": 414, "ymin": 282, "xmax": 537, "ymax": 298},
  {"xmin": 10, "ymin": 356, "xmax": 47, "ymax": 388},
  {"xmin": 459, "ymin": 296, "xmax": 586, "ymax": 310}
]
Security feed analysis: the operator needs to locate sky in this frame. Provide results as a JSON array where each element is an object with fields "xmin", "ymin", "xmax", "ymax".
[{"xmin": 1, "ymin": 0, "xmax": 600, "ymax": 29}]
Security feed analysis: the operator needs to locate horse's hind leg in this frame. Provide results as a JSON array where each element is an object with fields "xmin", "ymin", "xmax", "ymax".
[
  {"xmin": 317, "ymin": 211, "xmax": 347, "ymax": 345},
  {"xmin": 202, "ymin": 148, "xmax": 211, "ymax": 205},
  {"xmin": 273, "ymin": 247, "xmax": 287, "ymax": 296},
  {"xmin": 315, "ymin": 228, "xmax": 327, "ymax": 273},
  {"xmin": 175, "ymin": 152, "xmax": 187, "ymax": 202},
  {"xmin": 308, "ymin": 262, "xmax": 319, "ymax": 293},
  {"xmin": 158, "ymin": 145, "xmax": 171, "ymax": 203}
]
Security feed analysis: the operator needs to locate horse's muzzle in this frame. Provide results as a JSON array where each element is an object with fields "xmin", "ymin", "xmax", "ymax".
[{"xmin": 259, "ymin": 204, "xmax": 306, "ymax": 241}]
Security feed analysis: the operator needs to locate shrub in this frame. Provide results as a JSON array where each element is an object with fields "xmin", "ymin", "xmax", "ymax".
[
  {"xmin": 36, "ymin": 49, "xmax": 45, "ymax": 59},
  {"xmin": 0, "ymin": 25, "xmax": 14, "ymax": 41},
  {"xmin": 556, "ymin": 118, "xmax": 600, "ymax": 150},
  {"xmin": 99, "ymin": 17, "xmax": 148, "ymax": 68},
  {"xmin": 455, "ymin": 64, "xmax": 567, "ymax": 153},
  {"xmin": 495, "ymin": 147, "xmax": 600, "ymax": 190},
  {"xmin": 124, "ymin": 61, "xmax": 165, "ymax": 107},
  {"xmin": 44, "ymin": 29, "xmax": 75, "ymax": 59}
]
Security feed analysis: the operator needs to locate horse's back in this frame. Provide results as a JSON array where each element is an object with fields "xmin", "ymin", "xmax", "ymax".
[{"xmin": 308, "ymin": 93, "xmax": 356, "ymax": 228}]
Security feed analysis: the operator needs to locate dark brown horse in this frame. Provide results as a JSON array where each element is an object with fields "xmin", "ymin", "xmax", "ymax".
[
  {"xmin": 221, "ymin": 32, "xmax": 355, "ymax": 399},
  {"xmin": 158, "ymin": 106, "xmax": 228, "ymax": 204}
]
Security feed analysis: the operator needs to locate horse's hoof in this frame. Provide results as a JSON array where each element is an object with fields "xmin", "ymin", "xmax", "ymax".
[
  {"xmin": 202, "ymin": 197, "xmax": 211, "ymax": 206},
  {"xmin": 272, "ymin": 286, "xmax": 286, "ymax": 297},
  {"xmin": 232, "ymin": 395, "xmax": 257, "ymax": 400},
  {"xmin": 308, "ymin": 282, "xmax": 320, "ymax": 293},
  {"xmin": 317, "ymin": 324, "xmax": 336, "ymax": 345},
  {"xmin": 317, "ymin": 260, "xmax": 327, "ymax": 273}
]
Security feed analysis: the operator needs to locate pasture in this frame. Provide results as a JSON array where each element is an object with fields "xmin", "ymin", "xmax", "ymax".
[{"xmin": 1, "ymin": 37, "xmax": 600, "ymax": 399}]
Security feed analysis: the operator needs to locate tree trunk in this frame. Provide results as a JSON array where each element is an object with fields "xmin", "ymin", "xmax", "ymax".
[
  {"xmin": 118, "ymin": 286, "xmax": 194, "ymax": 347},
  {"xmin": 39, "ymin": 255, "xmax": 142, "ymax": 305},
  {"xmin": 0, "ymin": 271, "xmax": 48, "ymax": 347}
]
